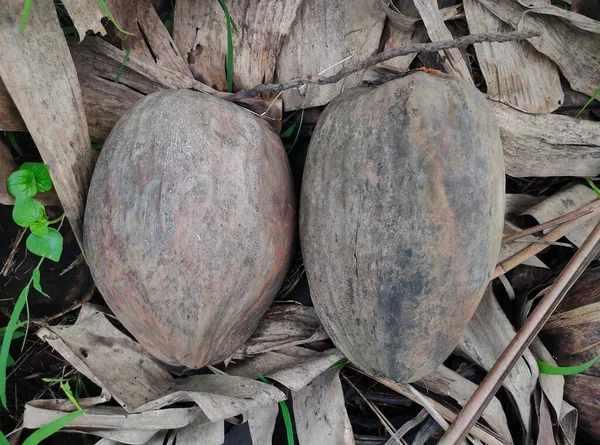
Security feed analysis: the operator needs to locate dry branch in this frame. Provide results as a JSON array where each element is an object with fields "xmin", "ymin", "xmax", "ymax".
[{"xmin": 231, "ymin": 30, "xmax": 540, "ymax": 98}]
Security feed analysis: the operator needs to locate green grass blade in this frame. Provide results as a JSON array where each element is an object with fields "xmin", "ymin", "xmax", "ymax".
[
  {"xmin": 4, "ymin": 132, "xmax": 22, "ymax": 156},
  {"xmin": 95, "ymin": 0, "xmax": 133, "ymax": 35},
  {"xmin": 19, "ymin": 0, "xmax": 34, "ymax": 34},
  {"xmin": 217, "ymin": 0, "xmax": 234, "ymax": 92},
  {"xmin": 0, "ymin": 431, "xmax": 9, "ymax": 445},
  {"xmin": 287, "ymin": 110, "xmax": 304, "ymax": 154},
  {"xmin": 537, "ymin": 356, "xmax": 599, "ymax": 375},
  {"xmin": 330, "ymin": 358, "xmax": 349, "ymax": 370},
  {"xmin": 114, "ymin": 44, "xmax": 131, "ymax": 83},
  {"xmin": 258, "ymin": 374, "xmax": 295, "ymax": 445},
  {"xmin": 586, "ymin": 178, "xmax": 600, "ymax": 197},
  {"xmin": 22, "ymin": 410, "xmax": 86, "ymax": 445},
  {"xmin": 0, "ymin": 285, "xmax": 30, "ymax": 408},
  {"xmin": 60, "ymin": 381, "xmax": 85, "ymax": 412},
  {"xmin": 578, "ymin": 87, "xmax": 600, "ymax": 116},
  {"xmin": 280, "ymin": 122, "xmax": 297, "ymax": 139}
]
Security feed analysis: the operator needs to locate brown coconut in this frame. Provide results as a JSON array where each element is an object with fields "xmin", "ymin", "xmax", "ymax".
[
  {"xmin": 84, "ymin": 89, "xmax": 295, "ymax": 368},
  {"xmin": 541, "ymin": 268, "xmax": 600, "ymax": 440},
  {"xmin": 300, "ymin": 71, "xmax": 505, "ymax": 382}
]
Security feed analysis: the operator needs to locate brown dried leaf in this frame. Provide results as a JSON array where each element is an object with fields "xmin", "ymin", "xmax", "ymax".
[
  {"xmin": 476, "ymin": 0, "xmax": 600, "ymax": 97},
  {"xmin": 413, "ymin": 0, "xmax": 472, "ymax": 82},
  {"xmin": 235, "ymin": 303, "xmax": 328, "ymax": 358},
  {"xmin": 418, "ymin": 365, "xmax": 513, "ymax": 443},
  {"xmin": 0, "ymin": 0, "xmax": 95, "ymax": 247},
  {"xmin": 491, "ymin": 101, "xmax": 600, "ymax": 178},
  {"xmin": 464, "ymin": 0, "xmax": 563, "ymax": 113},
  {"xmin": 457, "ymin": 287, "xmax": 538, "ymax": 438},
  {"xmin": 0, "ymin": 77, "xmax": 25, "ymax": 132},
  {"xmin": 247, "ymin": 404, "xmax": 279, "ymax": 445},
  {"xmin": 105, "ymin": 0, "xmax": 191, "ymax": 76},
  {"xmin": 173, "ymin": 0, "xmax": 302, "ymax": 91},
  {"xmin": 293, "ymin": 369, "xmax": 355, "ymax": 445},
  {"xmin": 524, "ymin": 184, "xmax": 600, "ymax": 247},
  {"xmin": 60, "ymin": 0, "xmax": 108, "ymax": 40},
  {"xmin": 505, "ymin": 194, "xmax": 546, "ymax": 216},
  {"xmin": 276, "ymin": 0, "xmax": 386, "ymax": 111}
]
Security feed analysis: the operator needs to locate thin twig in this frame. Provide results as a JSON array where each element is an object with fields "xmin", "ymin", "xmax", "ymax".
[
  {"xmin": 502, "ymin": 199, "xmax": 600, "ymax": 244},
  {"xmin": 509, "ymin": 239, "xmax": 573, "ymax": 248},
  {"xmin": 230, "ymin": 31, "xmax": 540, "ymax": 98},
  {"xmin": 440, "ymin": 220, "xmax": 600, "ymax": 444}
]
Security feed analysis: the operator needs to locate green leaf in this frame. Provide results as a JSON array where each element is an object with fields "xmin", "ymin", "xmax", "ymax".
[
  {"xmin": 26, "ymin": 228, "xmax": 63, "ymax": 262},
  {"xmin": 0, "ymin": 285, "xmax": 29, "ymax": 408},
  {"xmin": 0, "ymin": 431, "xmax": 10, "ymax": 445},
  {"xmin": 22, "ymin": 410, "xmax": 86, "ymax": 445},
  {"xmin": 13, "ymin": 198, "xmax": 44, "ymax": 228},
  {"xmin": 30, "ymin": 217, "xmax": 49, "ymax": 237},
  {"xmin": 578, "ymin": 87, "xmax": 600, "ymax": 116},
  {"xmin": 287, "ymin": 109, "xmax": 304, "ymax": 154},
  {"xmin": 20, "ymin": 163, "xmax": 52, "ymax": 193},
  {"xmin": 0, "ymin": 322, "xmax": 27, "ymax": 337},
  {"xmin": 6, "ymin": 170, "xmax": 36, "ymax": 199},
  {"xmin": 60, "ymin": 381, "xmax": 85, "ymax": 412},
  {"xmin": 19, "ymin": 0, "xmax": 33, "ymax": 34},
  {"xmin": 537, "ymin": 356, "xmax": 600, "ymax": 375},
  {"xmin": 32, "ymin": 267, "xmax": 49, "ymax": 298}
]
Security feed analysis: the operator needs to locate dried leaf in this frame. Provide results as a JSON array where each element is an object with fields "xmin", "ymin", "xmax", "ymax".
[
  {"xmin": 464, "ymin": 0, "xmax": 563, "ymax": 113},
  {"xmin": 235, "ymin": 304, "xmax": 328, "ymax": 358},
  {"xmin": 0, "ymin": 77, "xmax": 25, "ymax": 132},
  {"xmin": 491, "ymin": 100, "xmax": 600, "ymax": 178},
  {"xmin": 475, "ymin": 0, "xmax": 600, "ymax": 97},
  {"xmin": 247, "ymin": 404, "xmax": 279, "ymax": 445},
  {"xmin": 500, "ymin": 221, "xmax": 548, "ymax": 269},
  {"xmin": 292, "ymin": 369, "xmax": 354, "ymax": 445},
  {"xmin": 173, "ymin": 0, "xmax": 302, "ymax": 91},
  {"xmin": 524, "ymin": 184, "xmax": 600, "ymax": 247},
  {"xmin": 535, "ymin": 391, "xmax": 556, "ymax": 445},
  {"xmin": 228, "ymin": 346, "xmax": 344, "ymax": 391},
  {"xmin": 413, "ymin": 0, "xmax": 472, "ymax": 82},
  {"xmin": 276, "ymin": 0, "xmax": 386, "ymax": 111},
  {"xmin": 105, "ymin": 0, "xmax": 191, "ymax": 76},
  {"xmin": 60, "ymin": 0, "xmax": 108, "ymax": 40},
  {"xmin": 380, "ymin": 24, "xmax": 428, "ymax": 73},
  {"xmin": 38, "ymin": 306, "xmax": 285, "ymax": 419},
  {"xmin": 174, "ymin": 412, "xmax": 224, "ymax": 445},
  {"xmin": 418, "ymin": 365, "xmax": 513, "ymax": 443},
  {"xmin": 457, "ymin": 287, "xmax": 538, "ymax": 438},
  {"xmin": 530, "ymin": 338, "xmax": 564, "ymax": 420},
  {"xmin": 0, "ymin": 0, "xmax": 94, "ymax": 248},
  {"xmin": 0, "ymin": 140, "xmax": 18, "ymax": 205},
  {"xmin": 505, "ymin": 194, "xmax": 546, "ymax": 216},
  {"xmin": 557, "ymin": 401, "xmax": 577, "ymax": 445}
]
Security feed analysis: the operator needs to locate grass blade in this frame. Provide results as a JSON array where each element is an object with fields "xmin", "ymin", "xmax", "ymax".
[
  {"xmin": 586, "ymin": 178, "xmax": 600, "ymax": 197},
  {"xmin": 4, "ymin": 132, "xmax": 22, "ymax": 156},
  {"xmin": 280, "ymin": 122, "xmax": 297, "ymax": 139},
  {"xmin": 287, "ymin": 110, "xmax": 304, "ymax": 154},
  {"xmin": 22, "ymin": 410, "xmax": 86, "ymax": 445},
  {"xmin": 0, "ymin": 285, "xmax": 30, "ymax": 409},
  {"xmin": 330, "ymin": 357, "xmax": 349, "ymax": 370},
  {"xmin": 19, "ymin": 0, "xmax": 34, "ymax": 34},
  {"xmin": 0, "ymin": 431, "xmax": 9, "ymax": 445},
  {"xmin": 258, "ymin": 374, "xmax": 295, "ymax": 445},
  {"xmin": 578, "ymin": 87, "xmax": 600, "ymax": 116},
  {"xmin": 114, "ymin": 44, "xmax": 131, "ymax": 83},
  {"xmin": 217, "ymin": 0, "xmax": 235, "ymax": 92},
  {"xmin": 537, "ymin": 356, "xmax": 599, "ymax": 375},
  {"xmin": 95, "ymin": 0, "xmax": 133, "ymax": 35}
]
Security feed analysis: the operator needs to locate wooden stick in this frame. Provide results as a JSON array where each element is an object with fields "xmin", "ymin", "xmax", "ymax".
[
  {"xmin": 230, "ymin": 31, "xmax": 540, "ymax": 98},
  {"xmin": 494, "ymin": 208, "xmax": 599, "ymax": 278},
  {"xmin": 439, "ymin": 220, "xmax": 600, "ymax": 445},
  {"xmin": 502, "ymin": 199, "xmax": 600, "ymax": 244}
]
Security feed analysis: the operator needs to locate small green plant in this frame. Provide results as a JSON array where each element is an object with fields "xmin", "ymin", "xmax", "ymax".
[
  {"xmin": 537, "ymin": 356, "xmax": 599, "ymax": 375},
  {"xmin": 578, "ymin": 87, "xmax": 600, "ymax": 116},
  {"xmin": 217, "ymin": 0, "xmax": 237, "ymax": 93},
  {"xmin": 330, "ymin": 357, "xmax": 349, "ymax": 370},
  {"xmin": 42, "ymin": 378, "xmax": 85, "ymax": 413},
  {"xmin": 586, "ymin": 178, "xmax": 600, "ymax": 197},
  {"xmin": 21, "ymin": 410, "xmax": 86, "ymax": 445},
  {"xmin": 0, "ymin": 163, "xmax": 63, "ymax": 408},
  {"xmin": 281, "ymin": 110, "xmax": 304, "ymax": 154},
  {"xmin": 258, "ymin": 374, "xmax": 294, "ymax": 445}
]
